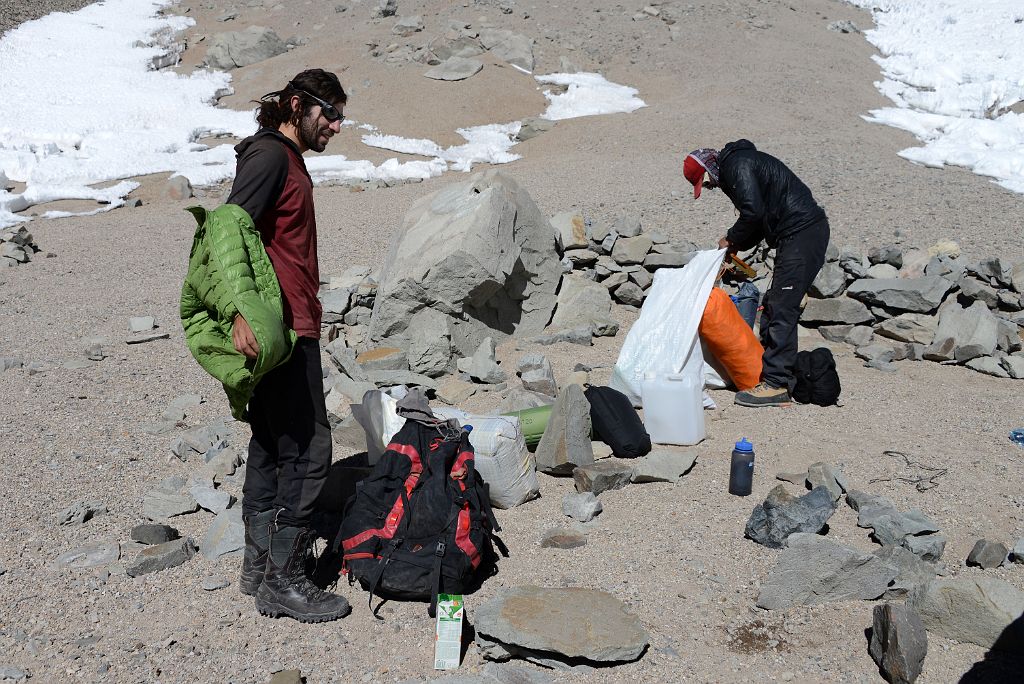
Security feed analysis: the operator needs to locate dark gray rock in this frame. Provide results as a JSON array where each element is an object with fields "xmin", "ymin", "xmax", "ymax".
[
  {"xmin": 966, "ymin": 539, "xmax": 1008, "ymax": 569},
  {"xmin": 869, "ymin": 603, "xmax": 927, "ymax": 684},
  {"xmin": 909, "ymin": 577, "xmax": 1024, "ymax": 650},
  {"xmin": 125, "ymin": 537, "xmax": 196, "ymax": 577},
  {"xmin": 529, "ymin": 326, "xmax": 593, "ymax": 346},
  {"xmin": 539, "ymin": 528, "xmax": 587, "ymax": 549},
  {"xmin": 562, "ymin": 492, "xmax": 602, "ymax": 522},
  {"xmin": 475, "ymin": 586, "xmax": 649, "ymax": 664},
  {"xmin": 535, "ymin": 384, "xmax": 594, "ymax": 475},
  {"xmin": 744, "ymin": 485, "xmax": 838, "ymax": 549},
  {"xmin": 959, "ymin": 278, "xmax": 999, "ymax": 308},
  {"xmin": 868, "ymin": 245, "xmax": 903, "ymax": 268},
  {"xmin": 613, "ymin": 282, "xmax": 645, "ymax": 307},
  {"xmin": 573, "ymin": 461, "xmax": 634, "ymax": 495},
  {"xmin": 130, "ymin": 523, "xmax": 180, "ymax": 546},
  {"xmin": 756, "ymin": 534, "xmax": 897, "ymax": 610}
]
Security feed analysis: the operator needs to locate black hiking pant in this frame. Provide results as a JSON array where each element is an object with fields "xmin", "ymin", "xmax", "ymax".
[
  {"xmin": 760, "ymin": 219, "xmax": 830, "ymax": 389},
  {"xmin": 242, "ymin": 337, "xmax": 331, "ymax": 528}
]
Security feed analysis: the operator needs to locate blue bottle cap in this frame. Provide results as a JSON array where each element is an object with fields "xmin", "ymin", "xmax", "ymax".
[
  {"xmin": 464, "ymin": 425, "xmax": 473, "ymax": 433},
  {"xmin": 734, "ymin": 438, "xmax": 753, "ymax": 452}
]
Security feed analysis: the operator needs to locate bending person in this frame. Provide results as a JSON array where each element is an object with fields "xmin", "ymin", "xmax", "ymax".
[{"xmin": 683, "ymin": 140, "xmax": 829, "ymax": 408}]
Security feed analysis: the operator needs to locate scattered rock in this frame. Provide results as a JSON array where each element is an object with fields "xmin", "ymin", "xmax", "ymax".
[
  {"xmin": 551, "ymin": 211, "xmax": 587, "ymax": 250},
  {"xmin": 744, "ymin": 485, "xmax": 838, "ymax": 549},
  {"xmin": 356, "ymin": 347, "xmax": 408, "ymax": 372},
  {"xmin": 909, "ymin": 577, "xmax": 1024, "ymax": 651},
  {"xmin": 529, "ymin": 325, "xmax": 593, "ymax": 346},
  {"xmin": 189, "ymin": 484, "xmax": 235, "ymax": 514},
  {"xmin": 802, "ymin": 297, "xmax": 874, "ymax": 325},
  {"xmin": 200, "ymin": 507, "xmax": 245, "ymax": 560},
  {"xmin": 475, "ymin": 586, "xmax": 649, "ymax": 665},
  {"xmin": 268, "ymin": 669, "xmax": 303, "ymax": 684},
  {"xmin": 436, "ymin": 376, "xmax": 478, "ymax": 405},
  {"xmin": 539, "ymin": 528, "xmax": 587, "ymax": 549},
  {"xmin": 201, "ymin": 574, "xmax": 231, "ymax": 591},
  {"xmin": 125, "ymin": 537, "xmax": 197, "ymax": 577},
  {"xmin": 874, "ymin": 314, "xmax": 938, "ymax": 345},
  {"xmin": 874, "ymin": 545, "xmax": 941, "ymax": 599},
  {"xmin": 756, "ymin": 534, "xmax": 898, "ymax": 610},
  {"xmin": 56, "ymin": 501, "xmax": 107, "ymax": 525},
  {"xmin": 205, "ymin": 26, "xmax": 287, "ymax": 70},
  {"xmin": 550, "ymin": 275, "xmax": 613, "ymax": 331},
  {"xmin": 128, "ymin": 316, "xmax": 156, "ymax": 333},
  {"xmin": 572, "ymin": 461, "xmax": 633, "ymax": 495},
  {"xmin": 516, "ymin": 354, "xmax": 557, "ymax": 396},
  {"xmin": 869, "ymin": 603, "xmax": 927, "ymax": 684},
  {"xmin": 54, "ymin": 541, "xmax": 120, "ymax": 570},
  {"xmin": 457, "ymin": 337, "xmax": 507, "ymax": 384},
  {"xmin": 516, "ymin": 117, "xmax": 555, "ymax": 142},
  {"xmin": 392, "ymin": 15, "xmax": 422, "ymax": 36},
  {"xmin": 805, "ymin": 462, "xmax": 846, "ymax": 501},
  {"xmin": 847, "ymin": 277, "xmax": 953, "ymax": 313},
  {"xmin": 923, "ymin": 300, "xmax": 999, "ymax": 362},
  {"xmin": 819, "ymin": 324, "xmax": 874, "ymax": 347},
  {"xmin": 143, "ymin": 486, "xmax": 199, "ymax": 522},
  {"xmin": 130, "ymin": 523, "xmax": 179, "ymax": 546},
  {"xmin": 828, "ymin": 20, "xmax": 859, "ymax": 33},
  {"xmin": 562, "ymin": 492, "xmax": 602, "ymax": 522},
  {"xmin": 966, "ymin": 539, "xmax": 1008, "ymax": 569},
  {"xmin": 425, "ymin": 56, "xmax": 483, "ymax": 81},
  {"xmin": 0, "ymin": 665, "xmax": 29, "ymax": 682},
  {"xmin": 629, "ymin": 449, "xmax": 696, "ymax": 483},
  {"xmin": 535, "ymin": 384, "xmax": 593, "ymax": 475}
]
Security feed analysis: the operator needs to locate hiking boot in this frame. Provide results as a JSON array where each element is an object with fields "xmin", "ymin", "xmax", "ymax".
[
  {"xmin": 239, "ymin": 509, "xmax": 275, "ymax": 596},
  {"xmin": 255, "ymin": 524, "xmax": 351, "ymax": 623},
  {"xmin": 735, "ymin": 382, "xmax": 791, "ymax": 408}
]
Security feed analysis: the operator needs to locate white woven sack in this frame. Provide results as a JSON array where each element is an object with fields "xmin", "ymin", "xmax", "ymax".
[{"xmin": 610, "ymin": 248, "xmax": 726, "ymax": 405}]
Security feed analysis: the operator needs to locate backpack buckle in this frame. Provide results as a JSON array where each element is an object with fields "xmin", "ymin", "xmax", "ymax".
[{"xmin": 435, "ymin": 541, "xmax": 446, "ymax": 557}]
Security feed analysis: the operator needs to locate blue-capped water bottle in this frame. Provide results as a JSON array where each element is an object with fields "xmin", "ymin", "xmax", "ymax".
[{"xmin": 728, "ymin": 438, "xmax": 755, "ymax": 496}]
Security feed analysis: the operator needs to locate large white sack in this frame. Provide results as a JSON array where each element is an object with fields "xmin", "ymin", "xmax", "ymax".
[
  {"xmin": 433, "ymin": 409, "xmax": 539, "ymax": 509},
  {"xmin": 609, "ymin": 249, "xmax": 725, "ymax": 405}
]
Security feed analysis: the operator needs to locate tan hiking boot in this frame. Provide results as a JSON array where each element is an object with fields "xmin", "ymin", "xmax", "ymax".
[{"xmin": 735, "ymin": 382, "xmax": 791, "ymax": 408}]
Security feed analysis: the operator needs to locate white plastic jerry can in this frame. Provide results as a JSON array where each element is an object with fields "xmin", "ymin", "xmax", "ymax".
[{"xmin": 641, "ymin": 371, "xmax": 706, "ymax": 446}]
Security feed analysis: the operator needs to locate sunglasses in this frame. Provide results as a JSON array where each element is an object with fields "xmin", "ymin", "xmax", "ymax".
[{"xmin": 292, "ymin": 86, "xmax": 344, "ymax": 123}]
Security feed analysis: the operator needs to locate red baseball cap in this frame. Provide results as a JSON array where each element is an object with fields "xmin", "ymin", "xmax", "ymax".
[{"xmin": 683, "ymin": 154, "xmax": 705, "ymax": 198}]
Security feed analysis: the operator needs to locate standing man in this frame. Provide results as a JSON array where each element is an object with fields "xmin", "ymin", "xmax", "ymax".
[
  {"xmin": 227, "ymin": 68, "xmax": 350, "ymax": 622},
  {"xmin": 683, "ymin": 140, "xmax": 830, "ymax": 408}
]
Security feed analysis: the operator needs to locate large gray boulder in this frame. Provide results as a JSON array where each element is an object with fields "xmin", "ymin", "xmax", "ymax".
[
  {"xmin": 745, "ymin": 485, "xmax": 838, "ymax": 549},
  {"xmin": 756, "ymin": 534, "xmax": 898, "ymax": 610},
  {"xmin": 908, "ymin": 577, "xmax": 1024, "ymax": 651},
  {"xmin": 923, "ymin": 300, "xmax": 999, "ymax": 362},
  {"xmin": 846, "ymin": 277, "xmax": 953, "ymax": 313},
  {"xmin": 368, "ymin": 172, "xmax": 562, "ymax": 373},
  {"xmin": 475, "ymin": 586, "xmax": 649, "ymax": 665},
  {"xmin": 205, "ymin": 27, "xmax": 287, "ymax": 70}
]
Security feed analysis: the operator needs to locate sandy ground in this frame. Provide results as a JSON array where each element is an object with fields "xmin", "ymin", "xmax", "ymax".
[{"xmin": 1, "ymin": 0, "xmax": 1023, "ymax": 682}]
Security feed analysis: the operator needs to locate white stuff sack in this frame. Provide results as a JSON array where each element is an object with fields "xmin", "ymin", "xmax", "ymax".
[
  {"xmin": 434, "ymin": 409, "xmax": 539, "ymax": 509},
  {"xmin": 610, "ymin": 249, "xmax": 725, "ymax": 405}
]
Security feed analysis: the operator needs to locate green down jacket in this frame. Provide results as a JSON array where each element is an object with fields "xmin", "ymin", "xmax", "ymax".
[{"xmin": 180, "ymin": 204, "xmax": 297, "ymax": 420}]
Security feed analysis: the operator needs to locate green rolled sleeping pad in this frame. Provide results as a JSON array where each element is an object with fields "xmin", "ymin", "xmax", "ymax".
[{"xmin": 500, "ymin": 404, "xmax": 552, "ymax": 451}]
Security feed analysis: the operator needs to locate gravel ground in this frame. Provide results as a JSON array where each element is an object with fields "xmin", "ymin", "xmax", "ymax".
[
  {"xmin": 0, "ymin": 0, "xmax": 97, "ymax": 35},
  {"xmin": 1, "ymin": 1, "xmax": 1023, "ymax": 683}
]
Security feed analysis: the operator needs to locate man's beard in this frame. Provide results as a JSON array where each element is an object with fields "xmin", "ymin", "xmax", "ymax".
[{"xmin": 298, "ymin": 112, "xmax": 326, "ymax": 153}]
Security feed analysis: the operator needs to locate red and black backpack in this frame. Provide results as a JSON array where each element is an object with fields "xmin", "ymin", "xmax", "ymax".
[{"xmin": 337, "ymin": 419, "xmax": 505, "ymax": 616}]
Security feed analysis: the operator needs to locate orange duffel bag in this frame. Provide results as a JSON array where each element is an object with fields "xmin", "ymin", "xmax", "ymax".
[{"xmin": 699, "ymin": 287, "xmax": 763, "ymax": 391}]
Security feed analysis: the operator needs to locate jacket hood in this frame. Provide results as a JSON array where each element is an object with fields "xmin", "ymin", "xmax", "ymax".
[
  {"xmin": 234, "ymin": 128, "xmax": 301, "ymax": 159},
  {"xmin": 720, "ymin": 139, "xmax": 757, "ymax": 164}
]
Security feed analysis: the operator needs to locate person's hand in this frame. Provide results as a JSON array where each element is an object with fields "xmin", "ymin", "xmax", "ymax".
[
  {"xmin": 232, "ymin": 313, "xmax": 259, "ymax": 359},
  {"xmin": 718, "ymin": 236, "xmax": 734, "ymax": 252}
]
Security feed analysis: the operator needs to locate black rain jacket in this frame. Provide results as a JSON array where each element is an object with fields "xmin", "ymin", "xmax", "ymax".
[{"xmin": 719, "ymin": 139, "xmax": 827, "ymax": 251}]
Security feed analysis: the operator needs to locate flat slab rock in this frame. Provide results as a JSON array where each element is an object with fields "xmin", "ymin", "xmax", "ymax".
[
  {"xmin": 756, "ymin": 533, "xmax": 897, "ymax": 610},
  {"xmin": 572, "ymin": 461, "xmax": 633, "ymax": 495},
  {"xmin": 475, "ymin": 586, "xmax": 649, "ymax": 665},
  {"xmin": 909, "ymin": 577, "xmax": 1024, "ymax": 651}
]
